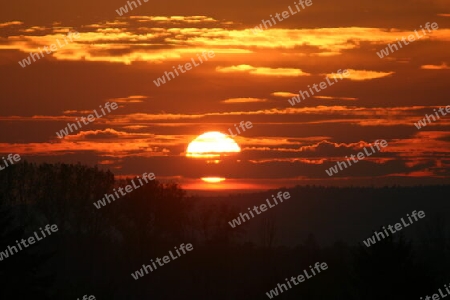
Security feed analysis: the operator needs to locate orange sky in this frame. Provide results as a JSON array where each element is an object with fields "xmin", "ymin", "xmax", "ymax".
[{"xmin": 0, "ymin": 0, "xmax": 449, "ymax": 190}]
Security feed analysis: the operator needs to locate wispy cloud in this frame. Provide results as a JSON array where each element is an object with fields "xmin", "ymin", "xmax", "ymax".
[
  {"xmin": 0, "ymin": 21, "xmax": 23, "ymax": 28},
  {"xmin": 314, "ymin": 96, "xmax": 358, "ymax": 101},
  {"xmin": 216, "ymin": 64, "xmax": 310, "ymax": 77},
  {"xmin": 221, "ymin": 98, "xmax": 267, "ymax": 103},
  {"xmin": 129, "ymin": 16, "xmax": 218, "ymax": 23},
  {"xmin": 420, "ymin": 62, "xmax": 450, "ymax": 70},
  {"xmin": 329, "ymin": 69, "xmax": 394, "ymax": 81},
  {"xmin": 271, "ymin": 92, "xmax": 299, "ymax": 98},
  {"xmin": 110, "ymin": 95, "xmax": 148, "ymax": 103}
]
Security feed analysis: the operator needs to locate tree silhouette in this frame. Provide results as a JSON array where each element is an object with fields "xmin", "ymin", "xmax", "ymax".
[
  {"xmin": 0, "ymin": 204, "xmax": 55, "ymax": 299},
  {"xmin": 352, "ymin": 231, "xmax": 433, "ymax": 299}
]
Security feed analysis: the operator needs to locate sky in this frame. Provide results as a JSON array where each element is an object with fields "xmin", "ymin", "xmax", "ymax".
[{"xmin": 0, "ymin": 0, "xmax": 449, "ymax": 190}]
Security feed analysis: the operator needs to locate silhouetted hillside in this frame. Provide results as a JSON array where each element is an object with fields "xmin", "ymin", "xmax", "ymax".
[{"xmin": 0, "ymin": 162, "xmax": 449, "ymax": 299}]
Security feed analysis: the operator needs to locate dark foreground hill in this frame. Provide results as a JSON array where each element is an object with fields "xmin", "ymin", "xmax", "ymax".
[
  {"xmin": 0, "ymin": 162, "xmax": 449, "ymax": 299},
  {"xmin": 198, "ymin": 185, "xmax": 450, "ymax": 247}
]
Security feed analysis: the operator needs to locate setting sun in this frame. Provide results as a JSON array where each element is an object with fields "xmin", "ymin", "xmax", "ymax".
[
  {"xmin": 186, "ymin": 131, "xmax": 241, "ymax": 158},
  {"xmin": 201, "ymin": 177, "xmax": 226, "ymax": 183}
]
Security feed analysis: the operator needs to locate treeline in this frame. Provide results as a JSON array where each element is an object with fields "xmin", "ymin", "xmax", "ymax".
[{"xmin": 0, "ymin": 162, "xmax": 449, "ymax": 299}]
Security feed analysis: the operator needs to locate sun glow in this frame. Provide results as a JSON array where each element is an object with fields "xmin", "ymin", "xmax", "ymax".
[
  {"xmin": 186, "ymin": 131, "xmax": 241, "ymax": 158},
  {"xmin": 201, "ymin": 177, "xmax": 226, "ymax": 183}
]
